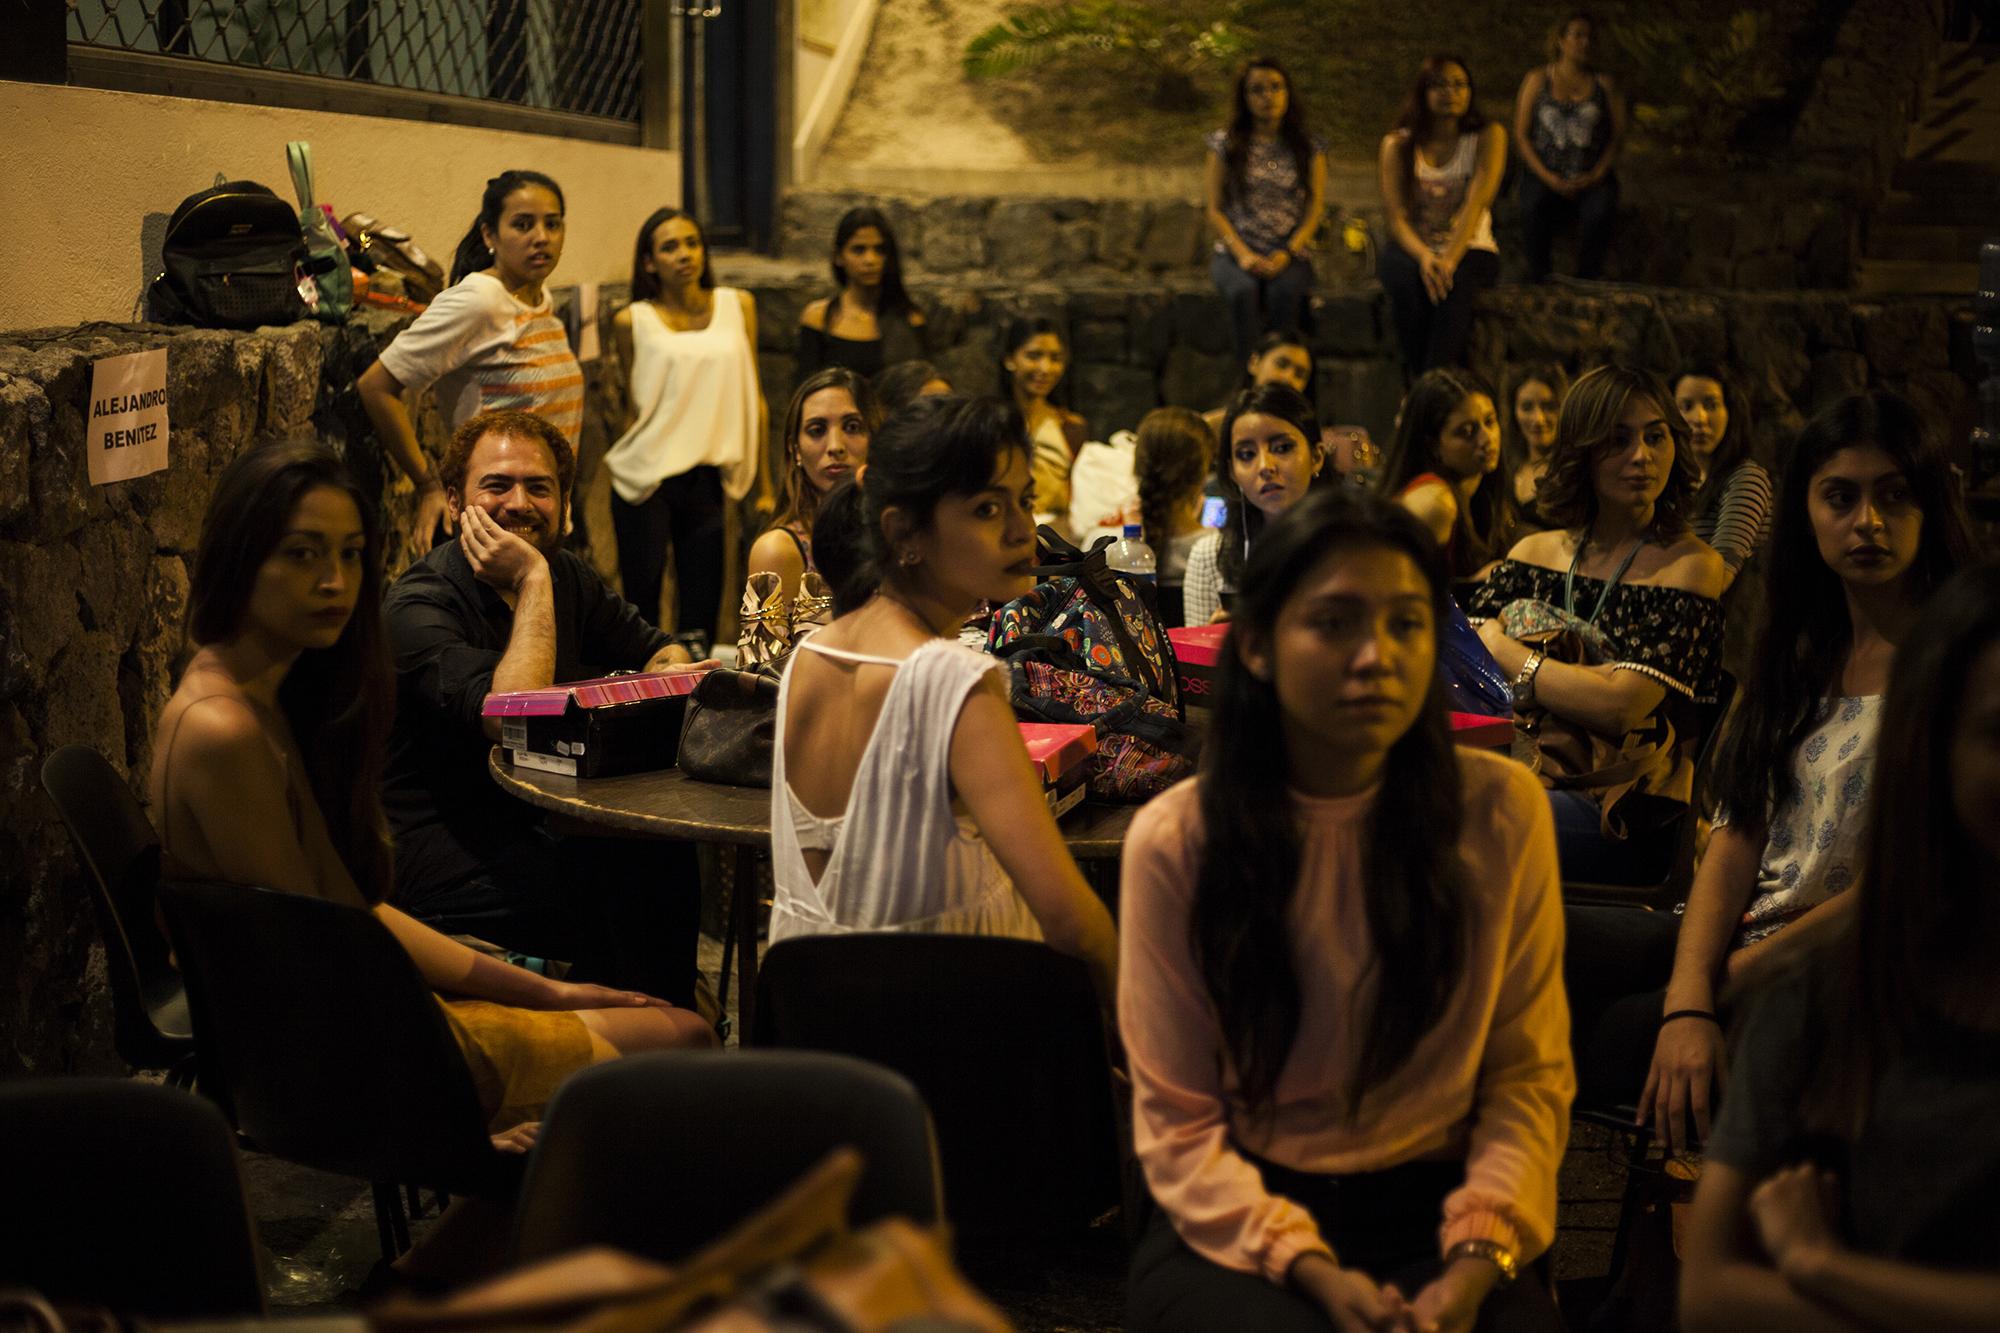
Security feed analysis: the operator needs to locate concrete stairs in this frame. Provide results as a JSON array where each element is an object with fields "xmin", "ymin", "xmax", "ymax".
[{"xmin": 1857, "ymin": 40, "xmax": 2000, "ymax": 296}]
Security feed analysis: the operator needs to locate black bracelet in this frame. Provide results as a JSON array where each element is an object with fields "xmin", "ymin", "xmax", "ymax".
[{"xmin": 1660, "ymin": 1008, "xmax": 1720, "ymax": 1028}]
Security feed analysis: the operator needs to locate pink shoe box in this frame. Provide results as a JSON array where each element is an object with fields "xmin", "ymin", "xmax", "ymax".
[
  {"xmin": 485, "ymin": 668, "xmax": 711, "ymax": 777},
  {"xmin": 1019, "ymin": 722, "xmax": 1098, "ymax": 817},
  {"xmin": 1167, "ymin": 624, "xmax": 1230, "ymax": 706}
]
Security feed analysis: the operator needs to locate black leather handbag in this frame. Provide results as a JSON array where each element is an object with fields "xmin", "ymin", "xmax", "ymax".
[{"xmin": 676, "ymin": 665, "xmax": 781, "ymax": 787}]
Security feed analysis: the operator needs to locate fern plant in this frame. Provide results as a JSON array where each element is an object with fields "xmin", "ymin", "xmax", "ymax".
[
  {"xmin": 1620, "ymin": 9, "xmax": 1789, "ymax": 153},
  {"xmin": 964, "ymin": 2, "xmax": 1257, "ymax": 110}
]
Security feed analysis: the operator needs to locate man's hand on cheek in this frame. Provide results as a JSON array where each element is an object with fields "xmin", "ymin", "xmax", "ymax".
[{"xmin": 461, "ymin": 505, "xmax": 549, "ymax": 593}]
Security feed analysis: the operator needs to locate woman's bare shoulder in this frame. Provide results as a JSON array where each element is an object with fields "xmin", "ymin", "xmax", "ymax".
[
  {"xmin": 799, "ymin": 297, "xmax": 830, "ymax": 330},
  {"xmin": 1654, "ymin": 533, "xmax": 1728, "ymax": 598},
  {"xmin": 1507, "ymin": 527, "xmax": 1569, "ymax": 567}
]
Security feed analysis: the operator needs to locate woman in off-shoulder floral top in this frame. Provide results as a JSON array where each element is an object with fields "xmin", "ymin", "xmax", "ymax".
[{"xmin": 1466, "ymin": 367, "xmax": 1728, "ymax": 888}]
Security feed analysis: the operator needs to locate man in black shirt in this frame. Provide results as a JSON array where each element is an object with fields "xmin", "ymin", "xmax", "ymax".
[{"xmin": 383, "ymin": 409, "xmax": 701, "ymax": 1004}]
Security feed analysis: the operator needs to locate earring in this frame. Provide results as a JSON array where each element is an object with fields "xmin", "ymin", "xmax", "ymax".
[{"xmin": 900, "ymin": 550, "xmax": 921, "ymax": 567}]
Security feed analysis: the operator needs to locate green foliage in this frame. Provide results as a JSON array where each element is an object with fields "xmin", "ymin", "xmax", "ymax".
[
  {"xmin": 1619, "ymin": 9, "xmax": 1790, "ymax": 152},
  {"xmin": 964, "ymin": 1, "xmax": 1257, "ymax": 109}
]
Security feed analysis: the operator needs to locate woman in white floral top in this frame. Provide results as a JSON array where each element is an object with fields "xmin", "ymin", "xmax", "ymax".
[{"xmin": 1589, "ymin": 391, "xmax": 1980, "ymax": 1150}]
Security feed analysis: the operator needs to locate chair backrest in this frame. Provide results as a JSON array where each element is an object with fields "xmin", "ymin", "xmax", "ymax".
[
  {"xmin": 160, "ymin": 878, "xmax": 506, "ymax": 1195},
  {"xmin": 513, "ymin": 1050, "xmax": 943, "ymax": 1264},
  {"xmin": 0, "ymin": 1078, "xmax": 264, "ymax": 1318},
  {"xmin": 39, "ymin": 744, "xmax": 194, "ymax": 1068},
  {"xmin": 751, "ymin": 934, "xmax": 1119, "ymax": 1239}
]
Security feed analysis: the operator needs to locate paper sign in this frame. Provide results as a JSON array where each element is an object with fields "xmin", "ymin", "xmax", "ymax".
[
  {"xmin": 87, "ymin": 348, "xmax": 169, "ymax": 485},
  {"xmin": 575, "ymin": 281, "xmax": 601, "ymax": 363}
]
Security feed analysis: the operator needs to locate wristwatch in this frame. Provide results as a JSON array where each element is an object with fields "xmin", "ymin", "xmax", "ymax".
[
  {"xmin": 1446, "ymin": 1238, "xmax": 1519, "ymax": 1285},
  {"xmin": 1511, "ymin": 650, "xmax": 1545, "ymax": 709}
]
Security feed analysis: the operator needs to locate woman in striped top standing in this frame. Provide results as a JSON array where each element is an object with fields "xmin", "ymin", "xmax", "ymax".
[
  {"xmin": 1674, "ymin": 364, "xmax": 1772, "ymax": 592},
  {"xmin": 359, "ymin": 170, "xmax": 583, "ymax": 557}
]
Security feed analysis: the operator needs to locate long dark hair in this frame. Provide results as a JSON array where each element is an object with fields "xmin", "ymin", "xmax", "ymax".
[
  {"xmin": 1135, "ymin": 407, "xmax": 1212, "ymax": 553},
  {"xmin": 829, "ymin": 206, "xmax": 915, "ymax": 319},
  {"xmin": 1500, "ymin": 361, "xmax": 1570, "ymax": 479},
  {"xmin": 998, "ymin": 315, "xmax": 1071, "ymax": 409},
  {"xmin": 1673, "ymin": 362, "xmax": 1755, "ymax": 520},
  {"xmin": 1713, "ymin": 391, "xmax": 1979, "ymax": 827},
  {"xmin": 813, "ymin": 395, "xmax": 1029, "ymax": 614},
  {"xmin": 1221, "ymin": 57, "xmax": 1317, "ymax": 211},
  {"xmin": 773, "ymin": 366, "xmax": 880, "ymax": 536},
  {"xmin": 1537, "ymin": 364, "xmax": 1701, "ymax": 538},
  {"xmin": 1389, "ymin": 55, "xmax": 1488, "ymax": 207},
  {"xmin": 874, "ymin": 359, "xmax": 948, "ymax": 416},
  {"xmin": 1215, "ymin": 383, "xmax": 1323, "ymax": 591},
  {"xmin": 1805, "ymin": 561, "xmax": 2000, "ymax": 1138},
  {"xmin": 188, "ymin": 445, "xmax": 394, "ymax": 905},
  {"xmin": 451, "ymin": 170, "xmax": 565, "ymax": 286},
  {"xmin": 1378, "ymin": 366, "xmax": 1513, "ymax": 570},
  {"xmin": 629, "ymin": 207, "xmax": 715, "ymax": 301},
  {"xmin": 1190, "ymin": 488, "xmax": 1469, "ymax": 1115}
]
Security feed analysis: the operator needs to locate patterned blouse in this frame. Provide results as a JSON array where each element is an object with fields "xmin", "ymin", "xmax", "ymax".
[
  {"xmin": 1716, "ymin": 695, "xmax": 1881, "ymax": 947},
  {"xmin": 1207, "ymin": 130, "xmax": 1323, "ymax": 257},
  {"xmin": 1464, "ymin": 560, "xmax": 1725, "ymax": 704}
]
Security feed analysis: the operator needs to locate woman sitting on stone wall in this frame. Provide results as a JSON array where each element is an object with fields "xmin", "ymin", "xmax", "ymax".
[
  {"xmin": 796, "ymin": 206, "xmax": 929, "ymax": 381},
  {"xmin": 1377, "ymin": 55, "xmax": 1507, "ymax": 374},
  {"xmin": 149, "ymin": 444, "xmax": 712, "ymax": 1140},
  {"xmin": 1204, "ymin": 57, "xmax": 1328, "ymax": 373},
  {"xmin": 358, "ymin": 169, "xmax": 581, "ymax": 556}
]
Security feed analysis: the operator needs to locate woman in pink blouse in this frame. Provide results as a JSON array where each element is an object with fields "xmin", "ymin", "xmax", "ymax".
[{"xmin": 1120, "ymin": 488, "xmax": 1572, "ymax": 1332}]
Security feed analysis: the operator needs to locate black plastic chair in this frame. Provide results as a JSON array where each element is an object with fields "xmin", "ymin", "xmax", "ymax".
[
  {"xmin": 0, "ymin": 1078, "xmax": 264, "ymax": 1318},
  {"xmin": 513, "ymin": 1050, "xmax": 942, "ymax": 1264},
  {"xmin": 160, "ymin": 878, "xmax": 525, "ymax": 1258},
  {"xmin": 39, "ymin": 744, "xmax": 196, "ymax": 1084},
  {"xmin": 751, "ymin": 934, "xmax": 1120, "ymax": 1240},
  {"xmin": 1563, "ymin": 672, "xmax": 1739, "ymax": 910}
]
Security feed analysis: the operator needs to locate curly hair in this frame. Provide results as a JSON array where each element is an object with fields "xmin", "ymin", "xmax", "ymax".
[
  {"xmin": 1535, "ymin": 365, "xmax": 1699, "ymax": 538},
  {"xmin": 439, "ymin": 409, "xmax": 576, "ymax": 518}
]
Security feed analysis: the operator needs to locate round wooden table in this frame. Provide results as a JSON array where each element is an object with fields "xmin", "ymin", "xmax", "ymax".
[{"xmin": 488, "ymin": 750, "xmax": 1140, "ymax": 1034}]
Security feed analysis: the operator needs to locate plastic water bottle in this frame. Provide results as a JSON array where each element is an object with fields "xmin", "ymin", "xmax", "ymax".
[{"xmin": 1105, "ymin": 521, "xmax": 1157, "ymax": 585}]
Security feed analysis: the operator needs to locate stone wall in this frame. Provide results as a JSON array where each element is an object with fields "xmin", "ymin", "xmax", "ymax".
[
  {"xmin": 1791, "ymin": 0, "xmax": 1950, "ymax": 202},
  {"xmin": 733, "ymin": 256, "xmax": 1978, "ymax": 475},
  {"xmin": 0, "ymin": 272, "xmax": 1975, "ymax": 1075},
  {"xmin": 777, "ymin": 185, "xmax": 1860, "ymax": 294}
]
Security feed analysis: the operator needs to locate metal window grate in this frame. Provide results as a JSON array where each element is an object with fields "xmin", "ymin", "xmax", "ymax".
[{"xmin": 69, "ymin": 0, "xmax": 644, "ymax": 123}]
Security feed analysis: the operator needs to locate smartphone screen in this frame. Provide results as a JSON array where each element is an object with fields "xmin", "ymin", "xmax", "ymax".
[{"xmin": 1200, "ymin": 496, "xmax": 1228, "ymax": 528}]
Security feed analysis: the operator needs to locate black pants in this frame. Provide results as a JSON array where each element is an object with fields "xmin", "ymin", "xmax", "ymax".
[
  {"xmin": 610, "ymin": 464, "xmax": 725, "ymax": 641},
  {"xmin": 1128, "ymin": 1157, "xmax": 1561, "ymax": 1332},
  {"xmin": 1519, "ymin": 172, "xmax": 1620, "ymax": 282},
  {"xmin": 395, "ymin": 824, "xmax": 703, "ymax": 1009},
  {"xmin": 1564, "ymin": 904, "xmax": 1681, "ymax": 1112},
  {"xmin": 1378, "ymin": 245, "xmax": 1500, "ymax": 375}
]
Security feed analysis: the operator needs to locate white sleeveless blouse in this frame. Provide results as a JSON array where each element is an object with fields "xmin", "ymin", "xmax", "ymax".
[
  {"xmin": 606, "ymin": 290, "xmax": 759, "ymax": 504},
  {"xmin": 768, "ymin": 638, "xmax": 1043, "ymax": 943}
]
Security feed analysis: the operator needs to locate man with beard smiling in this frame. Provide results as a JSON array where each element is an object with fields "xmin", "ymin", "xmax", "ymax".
[{"xmin": 383, "ymin": 409, "xmax": 702, "ymax": 1004}]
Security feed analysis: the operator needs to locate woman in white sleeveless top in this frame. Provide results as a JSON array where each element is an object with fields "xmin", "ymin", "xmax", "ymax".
[
  {"xmin": 1376, "ymin": 56, "xmax": 1507, "ymax": 374},
  {"xmin": 767, "ymin": 395, "xmax": 1118, "ymax": 1008},
  {"xmin": 608, "ymin": 208, "xmax": 773, "ymax": 647}
]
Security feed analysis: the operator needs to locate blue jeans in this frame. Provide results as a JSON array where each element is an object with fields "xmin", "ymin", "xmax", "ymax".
[
  {"xmin": 1209, "ymin": 249, "xmax": 1314, "ymax": 370},
  {"xmin": 1548, "ymin": 788, "xmax": 1678, "ymax": 887}
]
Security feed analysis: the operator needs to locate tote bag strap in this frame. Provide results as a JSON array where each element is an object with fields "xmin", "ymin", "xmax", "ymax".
[{"xmin": 286, "ymin": 141, "xmax": 316, "ymax": 212}]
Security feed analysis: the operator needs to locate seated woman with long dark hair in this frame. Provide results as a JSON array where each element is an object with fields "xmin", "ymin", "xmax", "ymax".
[
  {"xmin": 1123, "ymin": 488, "xmax": 1570, "ymax": 1333},
  {"xmin": 1183, "ymin": 384, "xmax": 1327, "ymax": 625},
  {"xmin": 1680, "ymin": 561, "xmax": 2000, "ymax": 1330},
  {"xmin": 1380, "ymin": 366, "xmax": 1512, "ymax": 579},
  {"xmin": 1468, "ymin": 365, "xmax": 1728, "ymax": 887},
  {"xmin": 1601, "ymin": 391, "xmax": 1978, "ymax": 1146},
  {"xmin": 149, "ymin": 446, "xmax": 712, "ymax": 1138}
]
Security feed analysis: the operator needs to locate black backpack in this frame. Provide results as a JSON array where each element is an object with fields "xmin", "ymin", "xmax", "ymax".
[{"xmin": 149, "ymin": 180, "xmax": 312, "ymax": 329}]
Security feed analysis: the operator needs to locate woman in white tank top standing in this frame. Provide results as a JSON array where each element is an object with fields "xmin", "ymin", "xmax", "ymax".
[
  {"xmin": 1377, "ymin": 56, "xmax": 1507, "ymax": 376},
  {"xmin": 767, "ymin": 395, "xmax": 1118, "ymax": 1010},
  {"xmin": 608, "ymin": 208, "xmax": 773, "ymax": 649}
]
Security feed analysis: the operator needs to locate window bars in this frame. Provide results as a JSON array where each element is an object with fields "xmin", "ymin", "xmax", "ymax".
[{"xmin": 68, "ymin": 0, "xmax": 645, "ymax": 123}]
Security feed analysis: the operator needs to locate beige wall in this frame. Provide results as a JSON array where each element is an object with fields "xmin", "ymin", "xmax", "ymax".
[
  {"xmin": 792, "ymin": 0, "xmax": 877, "ymax": 182},
  {"xmin": 0, "ymin": 80, "xmax": 682, "ymax": 332}
]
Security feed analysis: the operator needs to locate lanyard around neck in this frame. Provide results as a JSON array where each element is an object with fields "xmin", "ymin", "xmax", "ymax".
[{"xmin": 1563, "ymin": 530, "xmax": 1648, "ymax": 627}]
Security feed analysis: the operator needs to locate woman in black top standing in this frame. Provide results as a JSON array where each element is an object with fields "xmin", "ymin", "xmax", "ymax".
[
  {"xmin": 795, "ymin": 206, "xmax": 927, "ymax": 379},
  {"xmin": 1512, "ymin": 12, "xmax": 1627, "ymax": 281}
]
